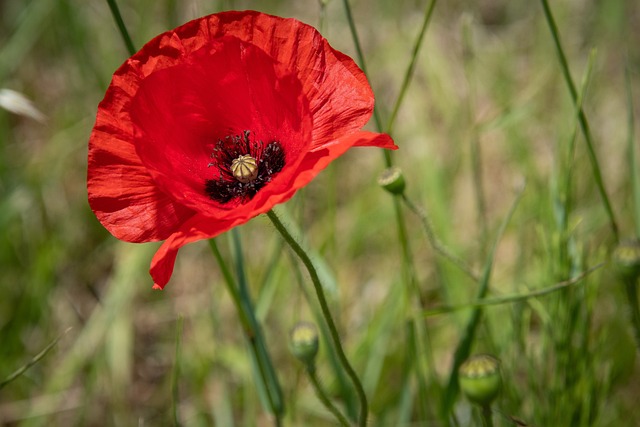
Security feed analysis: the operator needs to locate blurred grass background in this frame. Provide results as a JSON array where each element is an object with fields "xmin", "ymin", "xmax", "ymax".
[{"xmin": 1, "ymin": 0, "xmax": 640, "ymax": 425}]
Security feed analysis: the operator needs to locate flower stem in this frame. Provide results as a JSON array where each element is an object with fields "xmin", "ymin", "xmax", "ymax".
[
  {"xmin": 266, "ymin": 209, "xmax": 368, "ymax": 427},
  {"xmin": 105, "ymin": 0, "xmax": 136, "ymax": 56},
  {"xmin": 480, "ymin": 405, "xmax": 494, "ymax": 427},
  {"xmin": 539, "ymin": 0, "xmax": 619, "ymax": 242},
  {"xmin": 306, "ymin": 364, "xmax": 351, "ymax": 427},
  {"xmin": 208, "ymin": 238, "xmax": 284, "ymax": 423}
]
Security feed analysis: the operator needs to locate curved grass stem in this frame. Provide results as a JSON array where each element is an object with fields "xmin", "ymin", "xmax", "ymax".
[
  {"xmin": 401, "ymin": 193, "xmax": 479, "ymax": 281},
  {"xmin": 267, "ymin": 209, "xmax": 368, "ymax": 427},
  {"xmin": 539, "ymin": 0, "xmax": 619, "ymax": 242}
]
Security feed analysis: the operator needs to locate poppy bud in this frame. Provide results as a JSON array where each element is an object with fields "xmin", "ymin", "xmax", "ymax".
[
  {"xmin": 613, "ymin": 240, "xmax": 640, "ymax": 281},
  {"xmin": 459, "ymin": 354, "xmax": 501, "ymax": 406},
  {"xmin": 378, "ymin": 166, "xmax": 406, "ymax": 195},
  {"xmin": 289, "ymin": 322, "xmax": 319, "ymax": 366}
]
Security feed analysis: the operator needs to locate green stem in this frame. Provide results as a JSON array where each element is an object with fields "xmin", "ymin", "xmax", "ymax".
[
  {"xmin": 462, "ymin": 18, "xmax": 488, "ymax": 253},
  {"xmin": 385, "ymin": 0, "xmax": 438, "ymax": 135},
  {"xmin": 230, "ymin": 230, "xmax": 284, "ymax": 423},
  {"xmin": 480, "ymin": 405, "xmax": 494, "ymax": 427},
  {"xmin": 624, "ymin": 276, "xmax": 640, "ymax": 349},
  {"xmin": 307, "ymin": 365, "xmax": 351, "ymax": 427},
  {"xmin": 539, "ymin": 0, "xmax": 619, "ymax": 242},
  {"xmin": 340, "ymin": 0, "xmax": 387, "ymax": 166},
  {"xmin": 171, "ymin": 316, "xmax": 183, "ymax": 427},
  {"xmin": 401, "ymin": 193, "xmax": 479, "ymax": 281},
  {"xmin": 105, "ymin": 0, "xmax": 136, "ymax": 56},
  {"xmin": 208, "ymin": 239, "xmax": 284, "ymax": 424},
  {"xmin": 423, "ymin": 263, "xmax": 603, "ymax": 316},
  {"xmin": 0, "ymin": 327, "xmax": 71, "ymax": 390},
  {"xmin": 626, "ymin": 64, "xmax": 640, "ymax": 238},
  {"xmin": 267, "ymin": 209, "xmax": 368, "ymax": 427}
]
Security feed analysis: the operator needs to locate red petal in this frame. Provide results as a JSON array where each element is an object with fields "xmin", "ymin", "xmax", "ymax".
[
  {"xmin": 149, "ymin": 214, "xmax": 246, "ymax": 289},
  {"xmin": 201, "ymin": 12, "xmax": 377, "ymax": 147},
  {"xmin": 88, "ymin": 70, "xmax": 195, "ymax": 242},
  {"xmin": 285, "ymin": 131, "xmax": 397, "ymax": 198},
  {"xmin": 129, "ymin": 36, "xmax": 313, "ymax": 216}
]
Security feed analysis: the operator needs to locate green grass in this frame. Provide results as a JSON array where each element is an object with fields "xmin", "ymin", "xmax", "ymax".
[{"xmin": 1, "ymin": 0, "xmax": 640, "ymax": 425}]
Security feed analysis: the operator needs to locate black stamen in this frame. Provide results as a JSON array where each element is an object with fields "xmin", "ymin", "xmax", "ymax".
[{"xmin": 205, "ymin": 131, "xmax": 285, "ymax": 204}]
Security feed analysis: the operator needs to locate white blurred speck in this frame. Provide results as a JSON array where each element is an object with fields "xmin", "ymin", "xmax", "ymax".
[{"xmin": 0, "ymin": 88, "xmax": 47, "ymax": 123}]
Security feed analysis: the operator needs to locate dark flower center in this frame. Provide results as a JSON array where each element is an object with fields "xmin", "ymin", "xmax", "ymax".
[{"xmin": 205, "ymin": 130, "xmax": 285, "ymax": 204}]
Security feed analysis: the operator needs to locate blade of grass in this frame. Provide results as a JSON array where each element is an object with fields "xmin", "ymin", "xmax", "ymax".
[
  {"xmin": 626, "ymin": 64, "xmax": 640, "ymax": 238},
  {"xmin": 106, "ymin": 0, "xmax": 136, "ymax": 56},
  {"xmin": 406, "ymin": 320, "xmax": 431, "ymax": 423},
  {"xmin": 210, "ymin": 235, "xmax": 284, "ymax": 424},
  {"xmin": 462, "ymin": 15, "xmax": 488, "ymax": 253},
  {"xmin": 385, "ymin": 0, "xmax": 438, "ymax": 135},
  {"xmin": 441, "ymin": 184, "xmax": 525, "ymax": 418},
  {"xmin": 401, "ymin": 193, "xmax": 479, "ymax": 281},
  {"xmin": 539, "ymin": 0, "xmax": 619, "ymax": 242},
  {"xmin": 230, "ymin": 229, "xmax": 284, "ymax": 420},
  {"xmin": 0, "ymin": 0, "xmax": 55, "ymax": 82},
  {"xmin": 171, "ymin": 316, "xmax": 183, "ymax": 427},
  {"xmin": 423, "ymin": 263, "xmax": 603, "ymax": 316},
  {"xmin": 40, "ymin": 243, "xmax": 151, "ymax": 394},
  {"xmin": 0, "ymin": 327, "xmax": 72, "ymax": 390},
  {"xmin": 340, "ymin": 0, "xmax": 384, "ymax": 145}
]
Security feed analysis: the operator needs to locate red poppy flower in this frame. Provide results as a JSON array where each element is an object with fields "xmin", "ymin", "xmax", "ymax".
[{"xmin": 88, "ymin": 10, "xmax": 396, "ymax": 289}]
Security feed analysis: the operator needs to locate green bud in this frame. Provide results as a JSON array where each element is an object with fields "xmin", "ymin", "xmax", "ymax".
[
  {"xmin": 613, "ymin": 240, "xmax": 640, "ymax": 281},
  {"xmin": 289, "ymin": 322, "xmax": 319, "ymax": 366},
  {"xmin": 378, "ymin": 167, "xmax": 406, "ymax": 195},
  {"xmin": 459, "ymin": 354, "xmax": 501, "ymax": 406}
]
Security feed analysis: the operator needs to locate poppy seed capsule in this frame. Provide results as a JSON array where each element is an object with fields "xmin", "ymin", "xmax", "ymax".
[
  {"xmin": 231, "ymin": 155, "xmax": 259, "ymax": 183},
  {"xmin": 613, "ymin": 240, "xmax": 640, "ymax": 281},
  {"xmin": 378, "ymin": 166, "xmax": 406, "ymax": 195},
  {"xmin": 459, "ymin": 354, "xmax": 501, "ymax": 406},
  {"xmin": 289, "ymin": 322, "xmax": 319, "ymax": 365}
]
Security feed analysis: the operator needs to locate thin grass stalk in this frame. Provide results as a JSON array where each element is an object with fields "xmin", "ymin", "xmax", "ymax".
[
  {"xmin": 559, "ymin": 50, "xmax": 596, "ymax": 269},
  {"xmin": 105, "ymin": 0, "xmax": 135, "ymax": 56},
  {"xmin": 267, "ymin": 208, "xmax": 368, "ymax": 427},
  {"xmin": 626, "ymin": 65, "xmax": 640, "ymax": 237},
  {"xmin": 441, "ymin": 185, "xmax": 524, "ymax": 418},
  {"xmin": 539, "ymin": 0, "xmax": 619, "ymax": 242},
  {"xmin": 406, "ymin": 320, "xmax": 431, "ymax": 423},
  {"xmin": 401, "ymin": 194, "xmax": 478, "ymax": 281},
  {"xmin": 462, "ymin": 17, "xmax": 488, "ymax": 253},
  {"xmin": 318, "ymin": 0, "xmax": 329, "ymax": 34},
  {"xmin": 385, "ymin": 0, "xmax": 438, "ymax": 135},
  {"xmin": 208, "ymin": 239, "xmax": 284, "ymax": 424},
  {"xmin": 0, "ymin": 327, "xmax": 71, "ymax": 390},
  {"xmin": 171, "ymin": 316, "xmax": 183, "ymax": 427},
  {"xmin": 230, "ymin": 229, "xmax": 285, "ymax": 422},
  {"xmin": 423, "ymin": 263, "xmax": 603, "ymax": 316},
  {"xmin": 340, "ymin": 0, "xmax": 386, "ymax": 164}
]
